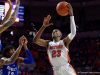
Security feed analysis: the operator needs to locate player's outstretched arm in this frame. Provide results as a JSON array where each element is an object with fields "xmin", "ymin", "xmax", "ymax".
[
  {"xmin": 11, "ymin": 0, "xmax": 20, "ymax": 19},
  {"xmin": 0, "ymin": 36, "xmax": 24, "ymax": 66},
  {"xmin": 17, "ymin": 36, "xmax": 35, "ymax": 64},
  {"xmin": 1, "ymin": 0, "xmax": 12, "ymax": 24},
  {"xmin": 0, "ymin": 0, "xmax": 20, "ymax": 34},
  {"xmin": 34, "ymin": 15, "xmax": 52, "ymax": 47},
  {"xmin": 63, "ymin": 3, "xmax": 76, "ymax": 48}
]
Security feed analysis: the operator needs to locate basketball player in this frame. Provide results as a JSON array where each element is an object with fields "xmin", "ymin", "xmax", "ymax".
[
  {"xmin": 0, "ymin": 0, "xmax": 20, "ymax": 33},
  {"xmin": 0, "ymin": 36, "xmax": 34, "ymax": 75},
  {"xmin": 34, "ymin": 3, "xmax": 77, "ymax": 75}
]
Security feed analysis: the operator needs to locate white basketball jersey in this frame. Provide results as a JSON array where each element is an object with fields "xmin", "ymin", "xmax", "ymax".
[{"xmin": 47, "ymin": 40, "xmax": 70, "ymax": 67}]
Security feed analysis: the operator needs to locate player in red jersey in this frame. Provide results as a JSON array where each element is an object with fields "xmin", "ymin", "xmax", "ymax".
[{"xmin": 34, "ymin": 3, "xmax": 77, "ymax": 75}]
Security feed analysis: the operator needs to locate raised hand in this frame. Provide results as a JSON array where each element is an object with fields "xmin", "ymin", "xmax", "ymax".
[
  {"xmin": 43, "ymin": 15, "xmax": 52, "ymax": 27},
  {"xmin": 22, "ymin": 36, "xmax": 28, "ymax": 50},
  {"xmin": 67, "ymin": 3, "xmax": 74, "ymax": 16},
  {"xmin": 23, "ymin": 36, "xmax": 28, "ymax": 46},
  {"xmin": 19, "ymin": 36, "xmax": 25, "ymax": 46}
]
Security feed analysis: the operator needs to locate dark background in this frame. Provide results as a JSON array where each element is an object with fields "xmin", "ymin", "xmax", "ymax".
[{"xmin": 0, "ymin": 0, "xmax": 100, "ymax": 75}]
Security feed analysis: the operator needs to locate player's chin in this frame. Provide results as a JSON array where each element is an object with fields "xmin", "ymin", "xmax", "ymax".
[{"xmin": 53, "ymin": 36, "xmax": 61, "ymax": 39}]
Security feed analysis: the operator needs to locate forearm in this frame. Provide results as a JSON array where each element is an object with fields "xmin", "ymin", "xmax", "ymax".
[
  {"xmin": 1, "ymin": 6, "xmax": 12, "ymax": 24},
  {"xmin": 10, "ymin": 45, "xmax": 22, "ymax": 63},
  {"xmin": 68, "ymin": 16, "xmax": 76, "ymax": 40},
  {"xmin": 11, "ymin": 4, "xmax": 19, "ymax": 18},
  {"xmin": 34, "ymin": 26, "xmax": 46, "ymax": 41},
  {"xmin": 0, "ymin": 18, "xmax": 15, "ymax": 34},
  {"xmin": 0, "ymin": 2, "xmax": 20, "ymax": 34}
]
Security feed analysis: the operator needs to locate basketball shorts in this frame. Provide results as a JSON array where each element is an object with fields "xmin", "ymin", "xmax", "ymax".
[{"xmin": 53, "ymin": 63, "xmax": 77, "ymax": 75}]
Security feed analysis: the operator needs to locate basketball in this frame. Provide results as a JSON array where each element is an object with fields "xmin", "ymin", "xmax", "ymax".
[{"xmin": 56, "ymin": 1, "xmax": 69, "ymax": 16}]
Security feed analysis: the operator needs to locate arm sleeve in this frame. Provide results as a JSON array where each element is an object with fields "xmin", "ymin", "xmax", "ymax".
[
  {"xmin": 23, "ymin": 49, "xmax": 35, "ymax": 64},
  {"xmin": 68, "ymin": 16, "xmax": 76, "ymax": 40}
]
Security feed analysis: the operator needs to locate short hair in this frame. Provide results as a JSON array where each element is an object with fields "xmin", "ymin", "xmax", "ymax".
[
  {"xmin": 53, "ymin": 29, "xmax": 61, "ymax": 31},
  {"xmin": 52, "ymin": 29, "xmax": 62, "ymax": 37},
  {"xmin": 3, "ymin": 45, "xmax": 14, "ymax": 58}
]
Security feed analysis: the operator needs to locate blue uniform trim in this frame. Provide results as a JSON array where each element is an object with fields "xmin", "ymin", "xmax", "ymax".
[
  {"xmin": 2, "ymin": 62, "xmax": 18, "ymax": 75},
  {"xmin": 23, "ymin": 49, "xmax": 35, "ymax": 64}
]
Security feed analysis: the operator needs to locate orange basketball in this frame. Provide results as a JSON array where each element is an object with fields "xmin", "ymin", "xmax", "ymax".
[{"xmin": 56, "ymin": 1, "xmax": 69, "ymax": 16}]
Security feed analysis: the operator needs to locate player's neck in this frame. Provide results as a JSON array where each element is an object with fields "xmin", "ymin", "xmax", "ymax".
[{"xmin": 53, "ymin": 38, "xmax": 60, "ymax": 42}]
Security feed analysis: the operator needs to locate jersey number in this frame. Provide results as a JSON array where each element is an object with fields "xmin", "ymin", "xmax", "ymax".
[
  {"xmin": 8, "ymin": 71, "xmax": 14, "ymax": 75},
  {"xmin": 52, "ymin": 50, "xmax": 61, "ymax": 58}
]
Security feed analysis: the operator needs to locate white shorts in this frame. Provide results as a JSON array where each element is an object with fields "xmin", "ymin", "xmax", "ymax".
[{"xmin": 53, "ymin": 63, "xmax": 77, "ymax": 75}]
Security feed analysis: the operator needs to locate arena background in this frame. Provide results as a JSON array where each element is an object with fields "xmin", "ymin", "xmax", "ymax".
[{"xmin": 0, "ymin": 0, "xmax": 100, "ymax": 75}]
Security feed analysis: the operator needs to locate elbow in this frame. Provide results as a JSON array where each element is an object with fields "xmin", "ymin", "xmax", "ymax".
[
  {"xmin": 71, "ymin": 27, "xmax": 76, "ymax": 36},
  {"xmin": 73, "ymin": 31, "xmax": 76, "ymax": 36},
  {"xmin": 72, "ymin": 32, "xmax": 76, "ymax": 38},
  {"xmin": 29, "ymin": 57, "xmax": 35, "ymax": 64},
  {"xmin": 69, "ymin": 32, "xmax": 76, "ymax": 40},
  {"xmin": 28, "ymin": 56, "xmax": 35, "ymax": 64},
  {"xmin": 30, "ymin": 58, "xmax": 35, "ymax": 64}
]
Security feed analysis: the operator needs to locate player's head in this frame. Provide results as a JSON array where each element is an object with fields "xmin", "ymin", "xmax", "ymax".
[
  {"xmin": 52, "ymin": 29, "xmax": 62, "ymax": 40},
  {"xmin": 3, "ymin": 45, "xmax": 15, "ymax": 58}
]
